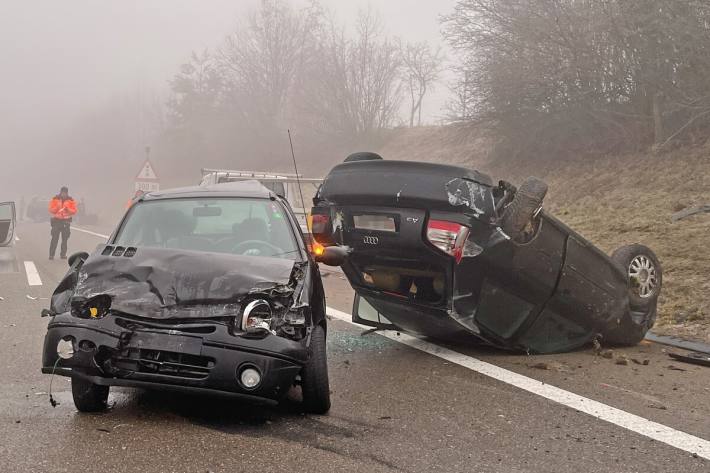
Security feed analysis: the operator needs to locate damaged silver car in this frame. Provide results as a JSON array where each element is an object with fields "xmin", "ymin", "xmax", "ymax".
[{"xmin": 42, "ymin": 181, "xmax": 344, "ymax": 414}]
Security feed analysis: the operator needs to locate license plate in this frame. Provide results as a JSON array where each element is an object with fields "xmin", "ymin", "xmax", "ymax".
[
  {"xmin": 353, "ymin": 214, "xmax": 396, "ymax": 232},
  {"xmin": 128, "ymin": 332, "xmax": 202, "ymax": 355}
]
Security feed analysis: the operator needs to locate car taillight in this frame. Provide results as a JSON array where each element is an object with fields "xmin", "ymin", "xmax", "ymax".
[
  {"xmin": 309, "ymin": 209, "xmax": 335, "ymax": 246},
  {"xmin": 308, "ymin": 213, "xmax": 329, "ymax": 234},
  {"xmin": 426, "ymin": 219, "xmax": 470, "ymax": 264}
]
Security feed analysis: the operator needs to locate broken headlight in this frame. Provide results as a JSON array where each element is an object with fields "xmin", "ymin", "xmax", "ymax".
[
  {"xmin": 71, "ymin": 294, "xmax": 112, "ymax": 319},
  {"xmin": 241, "ymin": 299, "xmax": 272, "ymax": 333}
]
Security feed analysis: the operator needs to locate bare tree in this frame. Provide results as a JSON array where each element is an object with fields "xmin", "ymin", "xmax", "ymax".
[
  {"xmin": 218, "ymin": 0, "xmax": 322, "ymax": 131},
  {"xmin": 442, "ymin": 0, "xmax": 710, "ymax": 159},
  {"xmin": 168, "ymin": 49, "xmax": 222, "ymax": 127},
  {"xmin": 400, "ymin": 41, "xmax": 443, "ymax": 127},
  {"xmin": 300, "ymin": 8, "xmax": 403, "ymax": 140}
]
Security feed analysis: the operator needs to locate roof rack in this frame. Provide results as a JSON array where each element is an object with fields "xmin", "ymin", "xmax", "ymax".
[
  {"xmin": 201, "ymin": 168, "xmax": 302, "ymax": 179},
  {"xmin": 216, "ymin": 176, "xmax": 324, "ymax": 184}
]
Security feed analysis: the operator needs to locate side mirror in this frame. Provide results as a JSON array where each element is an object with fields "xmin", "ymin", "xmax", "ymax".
[
  {"xmin": 314, "ymin": 246, "xmax": 350, "ymax": 267},
  {"xmin": 67, "ymin": 251, "xmax": 90, "ymax": 268}
]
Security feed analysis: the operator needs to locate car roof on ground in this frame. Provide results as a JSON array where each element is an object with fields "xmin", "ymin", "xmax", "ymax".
[{"xmin": 141, "ymin": 180, "xmax": 275, "ymax": 201}]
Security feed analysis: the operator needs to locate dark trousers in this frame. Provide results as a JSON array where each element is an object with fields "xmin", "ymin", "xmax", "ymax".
[{"xmin": 50, "ymin": 219, "xmax": 71, "ymax": 258}]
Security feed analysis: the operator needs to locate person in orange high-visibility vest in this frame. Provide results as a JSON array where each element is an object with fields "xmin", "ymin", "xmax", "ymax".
[{"xmin": 48, "ymin": 186, "xmax": 77, "ymax": 260}]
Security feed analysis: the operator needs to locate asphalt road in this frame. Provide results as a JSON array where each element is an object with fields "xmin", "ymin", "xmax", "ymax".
[{"xmin": 0, "ymin": 221, "xmax": 708, "ymax": 472}]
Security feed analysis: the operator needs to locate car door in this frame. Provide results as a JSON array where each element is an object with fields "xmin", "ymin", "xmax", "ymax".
[
  {"xmin": 457, "ymin": 214, "xmax": 567, "ymax": 341},
  {"xmin": 0, "ymin": 202, "xmax": 16, "ymax": 247}
]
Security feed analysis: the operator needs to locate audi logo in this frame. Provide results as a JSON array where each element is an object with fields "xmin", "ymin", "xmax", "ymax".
[{"xmin": 363, "ymin": 236, "xmax": 379, "ymax": 245}]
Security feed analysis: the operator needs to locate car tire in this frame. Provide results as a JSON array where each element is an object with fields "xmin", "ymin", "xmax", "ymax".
[
  {"xmin": 603, "ymin": 244, "xmax": 662, "ymax": 345},
  {"xmin": 300, "ymin": 324, "xmax": 331, "ymax": 414},
  {"xmin": 500, "ymin": 177, "xmax": 548, "ymax": 239},
  {"xmin": 344, "ymin": 152, "xmax": 383, "ymax": 162},
  {"xmin": 71, "ymin": 376, "xmax": 109, "ymax": 412}
]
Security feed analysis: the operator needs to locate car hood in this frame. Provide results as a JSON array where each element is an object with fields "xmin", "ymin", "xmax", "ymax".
[{"xmin": 50, "ymin": 246, "xmax": 302, "ymax": 319}]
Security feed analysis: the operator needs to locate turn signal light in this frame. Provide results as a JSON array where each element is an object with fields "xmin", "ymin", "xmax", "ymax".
[{"xmin": 312, "ymin": 242, "xmax": 325, "ymax": 257}]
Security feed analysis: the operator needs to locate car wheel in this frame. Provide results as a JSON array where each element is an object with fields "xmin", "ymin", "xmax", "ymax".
[
  {"xmin": 500, "ymin": 177, "xmax": 548, "ymax": 239},
  {"xmin": 344, "ymin": 152, "xmax": 383, "ymax": 162},
  {"xmin": 603, "ymin": 244, "xmax": 662, "ymax": 345},
  {"xmin": 71, "ymin": 376, "xmax": 109, "ymax": 412},
  {"xmin": 300, "ymin": 324, "xmax": 331, "ymax": 414}
]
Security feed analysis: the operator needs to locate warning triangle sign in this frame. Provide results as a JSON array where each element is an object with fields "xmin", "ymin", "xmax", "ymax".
[{"xmin": 136, "ymin": 159, "xmax": 158, "ymax": 181}]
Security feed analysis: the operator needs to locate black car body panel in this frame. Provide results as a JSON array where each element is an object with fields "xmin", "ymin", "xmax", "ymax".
[
  {"xmin": 42, "ymin": 181, "xmax": 327, "ymax": 403},
  {"xmin": 313, "ymin": 160, "xmax": 642, "ymax": 354},
  {"xmin": 50, "ymin": 247, "xmax": 300, "ymax": 319}
]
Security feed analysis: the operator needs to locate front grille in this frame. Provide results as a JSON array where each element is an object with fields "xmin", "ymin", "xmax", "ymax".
[
  {"xmin": 112, "ymin": 348, "xmax": 215, "ymax": 380},
  {"xmin": 114, "ymin": 317, "xmax": 217, "ymax": 334}
]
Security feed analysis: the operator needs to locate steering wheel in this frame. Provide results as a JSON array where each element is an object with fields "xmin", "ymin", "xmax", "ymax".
[{"xmin": 232, "ymin": 240, "xmax": 283, "ymax": 257}]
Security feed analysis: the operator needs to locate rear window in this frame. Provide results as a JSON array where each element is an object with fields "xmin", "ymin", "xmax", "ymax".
[{"xmin": 114, "ymin": 198, "xmax": 300, "ymax": 260}]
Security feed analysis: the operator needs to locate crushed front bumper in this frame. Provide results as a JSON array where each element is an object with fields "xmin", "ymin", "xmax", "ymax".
[{"xmin": 41, "ymin": 313, "xmax": 308, "ymax": 403}]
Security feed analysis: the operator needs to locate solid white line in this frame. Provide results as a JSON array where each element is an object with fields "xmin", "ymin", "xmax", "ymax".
[
  {"xmin": 23, "ymin": 261, "xmax": 42, "ymax": 286},
  {"xmin": 326, "ymin": 306, "xmax": 710, "ymax": 460},
  {"xmin": 72, "ymin": 226, "xmax": 109, "ymax": 239}
]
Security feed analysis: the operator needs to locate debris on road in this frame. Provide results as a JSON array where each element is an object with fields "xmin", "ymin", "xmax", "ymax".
[
  {"xmin": 600, "ymin": 349, "xmax": 614, "ymax": 359},
  {"xmin": 667, "ymin": 365, "xmax": 688, "ymax": 372},
  {"xmin": 592, "ymin": 337, "xmax": 602, "ymax": 355},
  {"xmin": 25, "ymin": 295, "xmax": 37, "ymax": 300},
  {"xmin": 645, "ymin": 332, "xmax": 710, "ymax": 356},
  {"xmin": 631, "ymin": 358, "xmax": 650, "ymax": 366},
  {"xmin": 671, "ymin": 204, "xmax": 710, "ymax": 222},
  {"xmin": 615, "ymin": 356, "xmax": 629, "ymax": 366},
  {"xmin": 527, "ymin": 361, "xmax": 571, "ymax": 372},
  {"xmin": 668, "ymin": 351, "xmax": 710, "ymax": 368}
]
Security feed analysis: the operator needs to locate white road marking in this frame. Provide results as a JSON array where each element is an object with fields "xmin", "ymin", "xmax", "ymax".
[
  {"xmin": 23, "ymin": 261, "xmax": 42, "ymax": 286},
  {"xmin": 326, "ymin": 307, "xmax": 710, "ymax": 460},
  {"xmin": 72, "ymin": 227, "xmax": 109, "ymax": 239}
]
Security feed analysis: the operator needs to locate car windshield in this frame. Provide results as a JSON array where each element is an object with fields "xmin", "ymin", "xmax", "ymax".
[{"xmin": 114, "ymin": 198, "xmax": 301, "ymax": 260}]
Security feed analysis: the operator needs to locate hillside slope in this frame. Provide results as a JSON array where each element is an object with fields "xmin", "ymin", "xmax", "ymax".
[{"xmin": 377, "ymin": 126, "xmax": 710, "ymax": 342}]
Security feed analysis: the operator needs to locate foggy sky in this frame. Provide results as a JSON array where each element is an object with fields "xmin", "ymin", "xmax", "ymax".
[{"xmin": 0, "ymin": 0, "xmax": 456, "ymax": 197}]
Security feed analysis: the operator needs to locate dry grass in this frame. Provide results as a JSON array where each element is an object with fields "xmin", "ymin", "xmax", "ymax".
[{"xmin": 377, "ymin": 126, "xmax": 710, "ymax": 342}]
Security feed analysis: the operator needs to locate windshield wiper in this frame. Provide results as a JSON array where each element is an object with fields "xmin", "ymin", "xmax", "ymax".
[{"xmin": 269, "ymin": 250, "xmax": 300, "ymax": 258}]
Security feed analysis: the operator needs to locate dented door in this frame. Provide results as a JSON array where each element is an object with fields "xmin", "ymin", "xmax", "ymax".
[
  {"xmin": 459, "ymin": 214, "xmax": 566, "ymax": 342},
  {"xmin": 0, "ymin": 202, "xmax": 16, "ymax": 247}
]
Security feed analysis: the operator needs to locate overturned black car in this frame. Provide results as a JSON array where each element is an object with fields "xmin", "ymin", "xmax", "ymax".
[
  {"xmin": 42, "ymin": 181, "xmax": 341, "ymax": 414},
  {"xmin": 311, "ymin": 155, "xmax": 662, "ymax": 354}
]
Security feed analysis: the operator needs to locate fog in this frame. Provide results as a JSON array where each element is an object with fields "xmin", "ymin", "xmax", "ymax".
[{"xmin": 0, "ymin": 0, "xmax": 455, "ymax": 214}]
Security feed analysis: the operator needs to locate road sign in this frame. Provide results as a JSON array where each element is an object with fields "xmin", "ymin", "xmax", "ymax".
[{"xmin": 135, "ymin": 159, "xmax": 160, "ymax": 192}]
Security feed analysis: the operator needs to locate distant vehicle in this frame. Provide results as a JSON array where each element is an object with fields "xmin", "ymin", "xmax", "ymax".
[
  {"xmin": 26, "ymin": 197, "xmax": 51, "ymax": 222},
  {"xmin": 311, "ymin": 156, "xmax": 662, "ymax": 354},
  {"xmin": 199, "ymin": 169, "xmax": 322, "ymax": 233},
  {"xmin": 0, "ymin": 201, "xmax": 16, "ymax": 247},
  {"xmin": 42, "ymin": 181, "xmax": 345, "ymax": 414}
]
